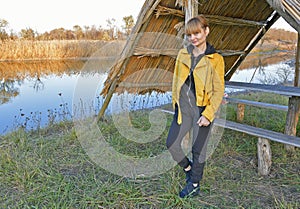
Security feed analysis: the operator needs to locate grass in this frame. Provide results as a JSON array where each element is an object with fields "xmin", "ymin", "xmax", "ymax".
[
  {"xmin": 1, "ymin": 92, "xmax": 300, "ymax": 208},
  {"xmin": 226, "ymin": 91, "xmax": 300, "ymax": 134}
]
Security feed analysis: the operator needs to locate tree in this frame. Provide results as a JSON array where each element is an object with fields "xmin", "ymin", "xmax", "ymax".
[
  {"xmin": 9, "ymin": 29, "xmax": 18, "ymax": 40},
  {"xmin": 20, "ymin": 28, "xmax": 35, "ymax": 40},
  {"xmin": 106, "ymin": 18, "xmax": 117, "ymax": 40},
  {"xmin": 0, "ymin": 19, "xmax": 9, "ymax": 40},
  {"xmin": 73, "ymin": 25, "xmax": 84, "ymax": 40},
  {"xmin": 122, "ymin": 15, "xmax": 135, "ymax": 36},
  {"xmin": 48, "ymin": 28, "xmax": 67, "ymax": 40}
]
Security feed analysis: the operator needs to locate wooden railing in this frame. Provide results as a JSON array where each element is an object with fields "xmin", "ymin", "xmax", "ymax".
[
  {"xmin": 223, "ymin": 81, "xmax": 300, "ymax": 175},
  {"xmin": 162, "ymin": 81, "xmax": 300, "ymax": 176}
]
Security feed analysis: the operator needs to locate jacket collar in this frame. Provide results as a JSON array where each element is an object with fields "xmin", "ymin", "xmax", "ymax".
[
  {"xmin": 183, "ymin": 42, "xmax": 216, "ymax": 58},
  {"xmin": 179, "ymin": 42, "xmax": 216, "ymax": 68}
]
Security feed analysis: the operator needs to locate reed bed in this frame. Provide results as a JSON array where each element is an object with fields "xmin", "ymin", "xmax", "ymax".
[{"xmin": 0, "ymin": 40, "xmax": 108, "ymax": 61}]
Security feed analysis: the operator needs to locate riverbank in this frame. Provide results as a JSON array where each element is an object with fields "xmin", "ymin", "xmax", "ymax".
[
  {"xmin": 0, "ymin": 27, "xmax": 297, "ymax": 69},
  {"xmin": 0, "ymin": 40, "xmax": 125, "ymax": 61},
  {"xmin": 1, "ymin": 92, "xmax": 299, "ymax": 208}
]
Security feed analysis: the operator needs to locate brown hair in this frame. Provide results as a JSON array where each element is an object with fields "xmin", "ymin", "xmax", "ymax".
[{"xmin": 185, "ymin": 15, "xmax": 209, "ymax": 35}]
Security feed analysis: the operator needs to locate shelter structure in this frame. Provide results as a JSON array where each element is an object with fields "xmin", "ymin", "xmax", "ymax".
[
  {"xmin": 98, "ymin": 0, "xmax": 299, "ymax": 118},
  {"xmin": 97, "ymin": 0, "xmax": 299, "ymax": 175}
]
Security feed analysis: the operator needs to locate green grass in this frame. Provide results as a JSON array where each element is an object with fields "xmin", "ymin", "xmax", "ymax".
[
  {"xmin": 1, "ymin": 92, "xmax": 300, "ymax": 208},
  {"xmin": 226, "ymin": 92, "xmax": 300, "ymax": 134}
]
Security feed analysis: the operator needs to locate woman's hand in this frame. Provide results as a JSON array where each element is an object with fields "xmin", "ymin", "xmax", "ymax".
[{"xmin": 197, "ymin": 115, "xmax": 210, "ymax": 127}]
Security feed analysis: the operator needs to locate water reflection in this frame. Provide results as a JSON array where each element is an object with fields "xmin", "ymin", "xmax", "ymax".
[
  {"xmin": 0, "ymin": 60, "xmax": 172, "ymax": 135},
  {"xmin": 0, "ymin": 57, "xmax": 295, "ymax": 135},
  {"xmin": 239, "ymin": 51, "xmax": 295, "ymax": 70},
  {"xmin": 231, "ymin": 62, "xmax": 294, "ymax": 85},
  {"xmin": 0, "ymin": 79, "xmax": 20, "ymax": 105},
  {"xmin": 0, "ymin": 61, "xmax": 85, "ymax": 134}
]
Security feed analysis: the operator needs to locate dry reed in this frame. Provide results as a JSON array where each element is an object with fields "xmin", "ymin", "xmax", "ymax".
[{"xmin": 0, "ymin": 40, "xmax": 107, "ymax": 61}]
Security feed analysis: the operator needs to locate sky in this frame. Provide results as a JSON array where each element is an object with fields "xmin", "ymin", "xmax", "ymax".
[
  {"xmin": 1, "ymin": 0, "xmax": 296, "ymax": 33},
  {"xmin": 2, "ymin": 0, "xmax": 145, "ymax": 33}
]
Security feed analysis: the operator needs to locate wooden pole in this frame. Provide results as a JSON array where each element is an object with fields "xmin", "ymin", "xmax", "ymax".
[
  {"xmin": 284, "ymin": 33, "xmax": 300, "ymax": 151},
  {"xmin": 183, "ymin": 0, "xmax": 198, "ymax": 152},
  {"xmin": 257, "ymin": 137, "xmax": 272, "ymax": 175},
  {"xmin": 185, "ymin": 0, "xmax": 198, "ymax": 23},
  {"xmin": 237, "ymin": 103, "xmax": 245, "ymax": 122},
  {"xmin": 184, "ymin": 0, "xmax": 198, "ymax": 45},
  {"xmin": 294, "ymin": 33, "xmax": 300, "ymax": 87},
  {"xmin": 96, "ymin": 79, "xmax": 118, "ymax": 121}
]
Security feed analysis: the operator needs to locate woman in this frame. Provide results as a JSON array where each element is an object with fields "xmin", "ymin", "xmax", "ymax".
[{"xmin": 166, "ymin": 15, "xmax": 224, "ymax": 198}]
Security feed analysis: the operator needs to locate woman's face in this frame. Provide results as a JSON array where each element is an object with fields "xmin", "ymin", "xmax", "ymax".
[{"xmin": 187, "ymin": 27, "xmax": 209, "ymax": 48}]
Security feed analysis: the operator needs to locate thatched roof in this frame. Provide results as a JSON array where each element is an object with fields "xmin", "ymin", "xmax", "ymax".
[
  {"xmin": 266, "ymin": 0, "xmax": 300, "ymax": 32},
  {"xmin": 100, "ymin": 0, "xmax": 299, "ymax": 97}
]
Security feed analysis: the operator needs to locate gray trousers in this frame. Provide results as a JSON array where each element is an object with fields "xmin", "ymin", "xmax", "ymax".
[{"xmin": 166, "ymin": 104, "xmax": 211, "ymax": 183}]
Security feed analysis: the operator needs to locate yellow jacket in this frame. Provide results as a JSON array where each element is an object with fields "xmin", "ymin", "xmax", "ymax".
[{"xmin": 172, "ymin": 45, "xmax": 225, "ymax": 124}]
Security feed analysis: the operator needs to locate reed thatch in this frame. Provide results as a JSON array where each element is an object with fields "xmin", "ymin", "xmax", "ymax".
[
  {"xmin": 98, "ymin": 0, "xmax": 299, "ymax": 117},
  {"xmin": 266, "ymin": 0, "xmax": 300, "ymax": 32}
]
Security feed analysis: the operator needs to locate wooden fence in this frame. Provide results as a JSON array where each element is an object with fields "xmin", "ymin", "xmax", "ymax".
[
  {"xmin": 219, "ymin": 81, "xmax": 300, "ymax": 175},
  {"xmin": 162, "ymin": 81, "xmax": 300, "ymax": 176}
]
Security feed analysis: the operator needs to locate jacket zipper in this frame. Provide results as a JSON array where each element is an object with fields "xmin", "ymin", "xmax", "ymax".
[
  {"xmin": 187, "ymin": 72, "xmax": 193, "ymax": 107},
  {"xmin": 187, "ymin": 56, "xmax": 208, "ymax": 107}
]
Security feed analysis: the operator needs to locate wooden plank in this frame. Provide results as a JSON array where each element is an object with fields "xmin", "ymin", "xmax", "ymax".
[
  {"xmin": 225, "ymin": 81, "xmax": 300, "ymax": 97},
  {"xmin": 214, "ymin": 119, "xmax": 300, "ymax": 148},
  {"xmin": 225, "ymin": 97, "xmax": 288, "ymax": 111},
  {"xmin": 160, "ymin": 109, "xmax": 300, "ymax": 147}
]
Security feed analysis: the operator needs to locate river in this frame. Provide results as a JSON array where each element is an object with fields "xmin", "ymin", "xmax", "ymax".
[{"xmin": 0, "ymin": 59, "xmax": 295, "ymax": 135}]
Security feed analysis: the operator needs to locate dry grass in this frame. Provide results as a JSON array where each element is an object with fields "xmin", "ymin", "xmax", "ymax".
[
  {"xmin": 1, "ymin": 96, "xmax": 299, "ymax": 208},
  {"xmin": 0, "ymin": 40, "xmax": 107, "ymax": 61}
]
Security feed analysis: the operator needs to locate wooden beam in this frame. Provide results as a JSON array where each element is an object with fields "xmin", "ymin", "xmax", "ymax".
[
  {"xmin": 133, "ymin": 47, "xmax": 179, "ymax": 58},
  {"xmin": 225, "ymin": 97, "xmax": 288, "ymax": 111},
  {"xmin": 265, "ymin": 0, "xmax": 300, "ymax": 32},
  {"xmin": 295, "ymin": 33, "xmax": 300, "ymax": 87},
  {"xmin": 205, "ymin": 15, "xmax": 266, "ymax": 28},
  {"xmin": 155, "ymin": 5, "xmax": 184, "ymax": 18},
  {"xmin": 284, "ymin": 96, "xmax": 300, "ymax": 151},
  {"xmin": 133, "ymin": 47, "xmax": 245, "ymax": 57},
  {"xmin": 97, "ymin": 79, "xmax": 117, "ymax": 122},
  {"xmin": 97, "ymin": 0, "xmax": 162, "ymax": 121},
  {"xmin": 225, "ymin": 81, "xmax": 300, "ymax": 97},
  {"xmin": 118, "ymin": 82, "xmax": 171, "ymax": 88},
  {"xmin": 284, "ymin": 33, "xmax": 300, "ymax": 151},
  {"xmin": 185, "ymin": 0, "xmax": 198, "ymax": 23},
  {"xmin": 161, "ymin": 108, "xmax": 300, "ymax": 148},
  {"xmin": 142, "ymin": 0, "xmax": 163, "ymax": 24},
  {"xmin": 217, "ymin": 50, "xmax": 245, "ymax": 57},
  {"xmin": 225, "ymin": 12, "xmax": 280, "ymax": 80},
  {"xmin": 214, "ymin": 119, "xmax": 300, "ymax": 148},
  {"xmin": 182, "ymin": 0, "xmax": 198, "ymax": 152}
]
